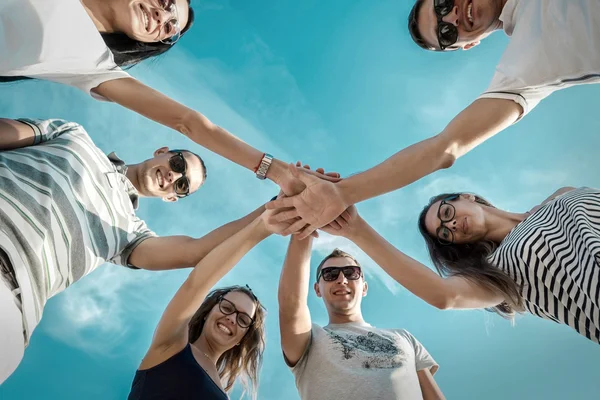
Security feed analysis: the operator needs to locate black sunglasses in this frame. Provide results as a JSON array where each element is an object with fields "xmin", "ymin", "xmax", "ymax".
[
  {"xmin": 436, "ymin": 194, "xmax": 459, "ymax": 245},
  {"xmin": 317, "ymin": 266, "xmax": 362, "ymax": 282},
  {"xmin": 168, "ymin": 152, "xmax": 190, "ymax": 198},
  {"xmin": 218, "ymin": 296, "xmax": 255, "ymax": 329},
  {"xmin": 433, "ymin": 0, "xmax": 459, "ymax": 51}
]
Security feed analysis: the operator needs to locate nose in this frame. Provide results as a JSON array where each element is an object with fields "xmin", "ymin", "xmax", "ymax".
[
  {"xmin": 441, "ymin": 6, "xmax": 459, "ymax": 26},
  {"xmin": 166, "ymin": 170, "xmax": 182, "ymax": 183},
  {"xmin": 334, "ymin": 271, "xmax": 348, "ymax": 284},
  {"xmin": 152, "ymin": 7, "xmax": 172, "ymax": 26},
  {"xmin": 224, "ymin": 314, "xmax": 236, "ymax": 326}
]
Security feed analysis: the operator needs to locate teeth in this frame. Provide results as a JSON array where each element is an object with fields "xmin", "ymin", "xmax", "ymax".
[
  {"xmin": 217, "ymin": 323, "xmax": 232, "ymax": 335},
  {"xmin": 141, "ymin": 8, "xmax": 149, "ymax": 31},
  {"xmin": 467, "ymin": 3, "xmax": 473, "ymax": 23}
]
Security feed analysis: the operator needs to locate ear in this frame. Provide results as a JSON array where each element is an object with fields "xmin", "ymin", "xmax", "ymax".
[
  {"xmin": 162, "ymin": 195, "xmax": 178, "ymax": 203},
  {"xmin": 462, "ymin": 41, "xmax": 480, "ymax": 50},
  {"xmin": 362, "ymin": 281, "xmax": 368, "ymax": 297},
  {"xmin": 154, "ymin": 146, "xmax": 170, "ymax": 157},
  {"xmin": 314, "ymin": 282, "xmax": 322, "ymax": 298}
]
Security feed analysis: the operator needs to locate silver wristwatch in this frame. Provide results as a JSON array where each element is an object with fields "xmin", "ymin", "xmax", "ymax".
[{"xmin": 255, "ymin": 153, "xmax": 273, "ymax": 180}]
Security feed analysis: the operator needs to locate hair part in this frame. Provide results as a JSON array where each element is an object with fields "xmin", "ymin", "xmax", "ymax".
[
  {"xmin": 316, "ymin": 248, "xmax": 362, "ymax": 279},
  {"xmin": 408, "ymin": 0, "xmax": 436, "ymax": 51},
  {"xmin": 417, "ymin": 192, "xmax": 525, "ymax": 319},
  {"xmin": 188, "ymin": 286, "xmax": 266, "ymax": 400}
]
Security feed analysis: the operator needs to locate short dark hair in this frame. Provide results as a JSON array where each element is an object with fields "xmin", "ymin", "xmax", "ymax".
[
  {"xmin": 316, "ymin": 248, "xmax": 362, "ymax": 279},
  {"xmin": 170, "ymin": 149, "xmax": 207, "ymax": 183},
  {"xmin": 408, "ymin": 0, "xmax": 436, "ymax": 51}
]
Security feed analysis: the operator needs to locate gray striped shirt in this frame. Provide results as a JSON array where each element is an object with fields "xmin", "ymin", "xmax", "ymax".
[{"xmin": 0, "ymin": 119, "xmax": 156, "ymax": 342}]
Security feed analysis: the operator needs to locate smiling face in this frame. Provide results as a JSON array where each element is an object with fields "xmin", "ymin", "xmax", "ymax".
[
  {"xmin": 314, "ymin": 256, "xmax": 368, "ymax": 316},
  {"xmin": 117, "ymin": 0, "xmax": 190, "ymax": 43},
  {"xmin": 203, "ymin": 291, "xmax": 257, "ymax": 349},
  {"xmin": 415, "ymin": 0, "xmax": 505, "ymax": 51},
  {"xmin": 423, "ymin": 193, "xmax": 489, "ymax": 244},
  {"xmin": 137, "ymin": 147, "xmax": 205, "ymax": 202}
]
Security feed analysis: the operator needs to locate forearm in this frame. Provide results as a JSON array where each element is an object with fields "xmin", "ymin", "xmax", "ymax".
[
  {"xmin": 0, "ymin": 119, "xmax": 35, "ymax": 150},
  {"xmin": 96, "ymin": 78, "xmax": 288, "ymax": 182},
  {"xmin": 348, "ymin": 219, "xmax": 451, "ymax": 308},
  {"xmin": 278, "ymin": 236, "xmax": 313, "ymax": 316},
  {"xmin": 337, "ymin": 98, "xmax": 521, "ymax": 205},
  {"xmin": 186, "ymin": 203, "xmax": 266, "ymax": 265},
  {"xmin": 338, "ymin": 136, "xmax": 452, "ymax": 204},
  {"xmin": 188, "ymin": 217, "xmax": 270, "ymax": 292}
]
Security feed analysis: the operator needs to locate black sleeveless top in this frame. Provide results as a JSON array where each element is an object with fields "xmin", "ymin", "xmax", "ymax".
[{"xmin": 128, "ymin": 344, "xmax": 229, "ymax": 400}]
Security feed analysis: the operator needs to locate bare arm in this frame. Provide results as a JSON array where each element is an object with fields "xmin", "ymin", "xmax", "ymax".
[
  {"xmin": 140, "ymin": 215, "xmax": 271, "ymax": 369},
  {"xmin": 322, "ymin": 208, "xmax": 505, "ymax": 310},
  {"xmin": 265, "ymin": 99, "xmax": 522, "ymax": 237},
  {"xmin": 278, "ymin": 236, "xmax": 313, "ymax": 367},
  {"xmin": 418, "ymin": 369, "xmax": 445, "ymax": 400},
  {"xmin": 129, "ymin": 203, "xmax": 265, "ymax": 270},
  {"xmin": 0, "ymin": 119, "xmax": 36, "ymax": 150},
  {"xmin": 94, "ymin": 78, "xmax": 300, "ymax": 189},
  {"xmin": 339, "ymin": 98, "xmax": 522, "ymax": 204}
]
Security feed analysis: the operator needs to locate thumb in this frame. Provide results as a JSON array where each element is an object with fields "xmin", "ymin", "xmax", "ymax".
[{"xmin": 289, "ymin": 163, "xmax": 316, "ymax": 185}]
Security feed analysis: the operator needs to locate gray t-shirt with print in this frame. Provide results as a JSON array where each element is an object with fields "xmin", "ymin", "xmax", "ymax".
[{"xmin": 288, "ymin": 322, "xmax": 438, "ymax": 400}]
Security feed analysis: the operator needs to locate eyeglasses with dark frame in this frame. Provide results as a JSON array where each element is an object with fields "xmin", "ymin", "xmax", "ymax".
[
  {"xmin": 317, "ymin": 266, "xmax": 363, "ymax": 282},
  {"xmin": 158, "ymin": 0, "xmax": 182, "ymax": 44},
  {"xmin": 436, "ymin": 194, "xmax": 460, "ymax": 245},
  {"xmin": 433, "ymin": 0, "xmax": 459, "ymax": 51},
  {"xmin": 217, "ymin": 296, "xmax": 255, "ymax": 329},
  {"xmin": 168, "ymin": 152, "xmax": 190, "ymax": 198}
]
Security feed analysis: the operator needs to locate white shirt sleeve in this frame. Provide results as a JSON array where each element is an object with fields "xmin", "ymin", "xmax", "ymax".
[{"xmin": 478, "ymin": 70, "xmax": 556, "ymax": 120}]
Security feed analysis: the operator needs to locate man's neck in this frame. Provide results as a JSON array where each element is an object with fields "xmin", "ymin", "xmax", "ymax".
[
  {"xmin": 80, "ymin": 0, "xmax": 117, "ymax": 33},
  {"xmin": 328, "ymin": 311, "xmax": 366, "ymax": 325},
  {"xmin": 124, "ymin": 163, "xmax": 142, "ymax": 194}
]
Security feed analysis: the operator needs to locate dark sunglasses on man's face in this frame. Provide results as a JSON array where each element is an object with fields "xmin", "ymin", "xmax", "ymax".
[
  {"xmin": 434, "ymin": 0, "xmax": 459, "ymax": 51},
  {"xmin": 168, "ymin": 152, "xmax": 190, "ymax": 198},
  {"xmin": 317, "ymin": 266, "xmax": 362, "ymax": 282}
]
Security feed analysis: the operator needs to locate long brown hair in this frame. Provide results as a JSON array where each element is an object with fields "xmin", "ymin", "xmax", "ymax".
[
  {"xmin": 188, "ymin": 286, "xmax": 266, "ymax": 399},
  {"xmin": 417, "ymin": 193, "xmax": 525, "ymax": 319}
]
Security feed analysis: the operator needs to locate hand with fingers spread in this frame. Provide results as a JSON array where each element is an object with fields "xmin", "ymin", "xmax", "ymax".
[{"xmin": 266, "ymin": 163, "xmax": 351, "ymax": 239}]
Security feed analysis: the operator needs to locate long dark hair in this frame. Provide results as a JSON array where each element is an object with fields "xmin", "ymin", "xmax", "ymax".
[
  {"xmin": 0, "ymin": 0, "xmax": 195, "ymax": 83},
  {"xmin": 188, "ymin": 286, "xmax": 266, "ymax": 399},
  {"xmin": 417, "ymin": 192, "xmax": 524, "ymax": 319}
]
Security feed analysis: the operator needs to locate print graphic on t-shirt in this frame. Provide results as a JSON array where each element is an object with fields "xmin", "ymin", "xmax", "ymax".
[{"xmin": 324, "ymin": 329, "xmax": 406, "ymax": 369}]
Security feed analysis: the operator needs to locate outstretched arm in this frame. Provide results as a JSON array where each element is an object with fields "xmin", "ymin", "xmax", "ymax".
[
  {"xmin": 267, "ymin": 98, "xmax": 522, "ymax": 237},
  {"xmin": 129, "ymin": 203, "xmax": 265, "ymax": 270},
  {"xmin": 140, "ymin": 212, "xmax": 276, "ymax": 369},
  {"xmin": 321, "ymin": 207, "xmax": 505, "ymax": 310},
  {"xmin": 94, "ymin": 78, "xmax": 338, "ymax": 194},
  {"xmin": 278, "ymin": 235, "xmax": 314, "ymax": 367}
]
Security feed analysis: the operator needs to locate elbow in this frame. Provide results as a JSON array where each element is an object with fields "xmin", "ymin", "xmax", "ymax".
[
  {"xmin": 429, "ymin": 292, "xmax": 456, "ymax": 310},
  {"xmin": 430, "ymin": 135, "xmax": 458, "ymax": 170},
  {"xmin": 177, "ymin": 109, "xmax": 215, "ymax": 140}
]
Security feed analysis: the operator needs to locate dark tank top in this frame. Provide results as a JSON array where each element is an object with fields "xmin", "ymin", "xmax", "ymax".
[{"xmin": 128, "ymin": 344, "xmax": 228, "ymax": 400}]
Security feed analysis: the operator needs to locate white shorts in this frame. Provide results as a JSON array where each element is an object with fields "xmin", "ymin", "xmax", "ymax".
[{"xmin": 0, "ymin": 275, "xmax": 25, "ymax": 385}]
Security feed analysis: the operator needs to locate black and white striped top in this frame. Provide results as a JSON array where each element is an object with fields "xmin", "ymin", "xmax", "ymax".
[{"xmin": 489, "ymin": 187, "xmax": 600, "ymax": 343}]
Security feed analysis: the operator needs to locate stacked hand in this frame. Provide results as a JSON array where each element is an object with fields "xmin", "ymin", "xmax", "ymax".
[{"xmin": 268, "ymin": 163, "xmax": 351, "ymax": 239}]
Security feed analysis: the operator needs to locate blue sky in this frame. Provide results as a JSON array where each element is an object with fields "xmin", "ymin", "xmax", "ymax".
[{"xmin": 2, "ymin": 0, "xmax": 600, "ymax": 399}]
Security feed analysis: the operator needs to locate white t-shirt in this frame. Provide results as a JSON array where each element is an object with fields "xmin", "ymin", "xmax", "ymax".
[
  {"xmin": 479, "ymin": 0, "xmax": 600, "ymax": 117},
  {"xmin": 289, "ymin": 322, "xmax": 438, "ymax": 400},
  {"xmin": 0, "ymin": 0, "xmax": 129, "ymax": 99}
]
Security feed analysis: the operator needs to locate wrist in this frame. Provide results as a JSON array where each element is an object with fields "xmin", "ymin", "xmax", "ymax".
[
  {"xmin": 346, "ymin": 217, "xmax": 367, "ymax": 241},
  {"xmin": 253, "ymin": 217, "xmax": 272, "ymax": 240},
  {"xmin": 337, "ymin": 178, "xmax": 358, "ymax": 207},
  {"xmin": 266, "ymin": 158, "xmax": 286, "ymax": 185}
]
